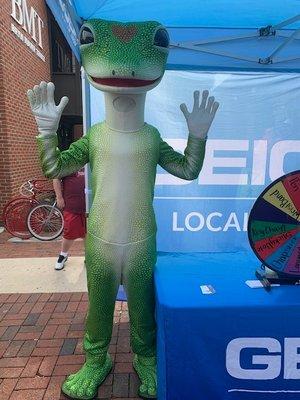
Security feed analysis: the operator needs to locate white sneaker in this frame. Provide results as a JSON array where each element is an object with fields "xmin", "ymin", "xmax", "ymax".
[{"xmin": 55, "ymin": 254, "xmax": 68, "ymax": 270}]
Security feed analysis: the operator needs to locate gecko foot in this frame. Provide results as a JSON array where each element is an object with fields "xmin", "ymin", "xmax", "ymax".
[
  {"xmin": 61, "ymin": 353, "xmax": 112, "ymax": 399},
  {"xmin": 133, "ymin": 354, "xmax": 157, "ymax": 399}
]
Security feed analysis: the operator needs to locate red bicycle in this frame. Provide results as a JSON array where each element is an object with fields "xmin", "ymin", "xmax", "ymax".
[{"xmin": 2, "ymin": 179, "xmax": 64, "ymax": 241}]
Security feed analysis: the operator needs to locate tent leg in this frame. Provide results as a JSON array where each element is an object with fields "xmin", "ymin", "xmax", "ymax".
[{"xmin": 81, "ymin": 67, "xmax": 91, "ymax": 214}]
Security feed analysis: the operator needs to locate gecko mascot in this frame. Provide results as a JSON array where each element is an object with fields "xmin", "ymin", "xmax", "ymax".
[{"xmin": 27, "ymin": 19, "xmax": 219, "ymax": 400}]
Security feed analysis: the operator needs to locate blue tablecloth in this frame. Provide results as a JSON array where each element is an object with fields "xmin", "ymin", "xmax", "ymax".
[{"xmin": 155, "ymin": 252, "xmax": 300, "ymax": 400}]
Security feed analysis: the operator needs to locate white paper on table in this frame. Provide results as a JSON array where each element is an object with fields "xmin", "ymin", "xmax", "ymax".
[
  {"xmin": 200, "ymin": 284, "xmax": 216, "ymax": 294},
  {"xmin": 245, "ymin": 280, "xmax": 280, "ymax": 288}
]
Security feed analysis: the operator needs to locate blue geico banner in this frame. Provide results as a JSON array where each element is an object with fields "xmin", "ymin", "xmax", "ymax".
[
  {"xmin": 46, "ymin": 0, "xmax": 81, "ymax": 61},
  {"xmin": 89, "ymin": 71, "xmax": 300, "ymax": 253}
]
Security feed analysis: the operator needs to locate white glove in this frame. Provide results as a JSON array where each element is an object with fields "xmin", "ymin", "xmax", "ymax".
[
  {"xmin": 180, "ymin": 90, "xmax": 219, "ymax": 139},
  {"xmin": 27, "ymin": 81, "xmax": 69, "ymax": 136}
]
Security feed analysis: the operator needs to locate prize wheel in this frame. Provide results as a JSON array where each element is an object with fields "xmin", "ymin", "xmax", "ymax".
[{"xmin": 248, "ymin": 170, "xmax": 300, "ymax": 278}]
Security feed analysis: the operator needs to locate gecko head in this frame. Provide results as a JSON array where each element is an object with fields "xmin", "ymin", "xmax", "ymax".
[{"xmin": 79, "ymin": 19, "xmax": 169, "ymax": 94}]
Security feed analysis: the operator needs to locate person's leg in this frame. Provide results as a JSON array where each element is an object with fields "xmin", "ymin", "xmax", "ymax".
[
  {"xmin": 55, "ymin": 237, "xmax": 74, "ymax": 270},
  {"xmin": 61, "ymin": 237, "xmax": 74, "ymax": 253},
  {"xmin": 56, "ymin": 213, "xmax": 85, "ymax": 270},
  {"xmin": 62, "ymin": 234, "xmax": 121, "ymax": 399},
  {"xmin": 122, "ymin": 235, "xmax": 157, "ymax": 398},
  {"xmin": 55, "ymin": 211, "xmax": 75, "ymax": 270}
]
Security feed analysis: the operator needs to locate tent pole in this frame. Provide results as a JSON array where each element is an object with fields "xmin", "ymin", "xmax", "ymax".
[
  {"xmin": 277, "ymin": 33, "xmax": 300, "ymax": 41},
  {"xmin": 171, "ymin": 42, "xmax": 258, "ymax": 62},
  {"xmin": 81, "ymin": 67, "xmax": 91, "ymax": 215},
  {"xmin": 273, "ymin": 14, "xmax": 300, "ymax": 29},
  {"xmin": 176, "ymin": 33, "xmax": 257, "ymax": 46},
  {"xmin": 271, "ymin": 55, "xmax": 300, "ymax": 64},
  {"xmin": 263, "ymin": 29, "xmax": 300, "ymax": 64}
]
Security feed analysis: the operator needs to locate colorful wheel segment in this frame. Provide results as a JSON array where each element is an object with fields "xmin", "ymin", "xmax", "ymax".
[{"xmin": 248, "ymin": 170, "xmax": 300, "ymax": 277}]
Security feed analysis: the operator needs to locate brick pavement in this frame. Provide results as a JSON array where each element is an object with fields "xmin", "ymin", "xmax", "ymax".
[
  {"xmin": 0, "ymin": 231, "xmax": 142, "ymax": 399},
  {"xmin": 0, "ymin": 293, "xmax": 141, "ymax": 400}
]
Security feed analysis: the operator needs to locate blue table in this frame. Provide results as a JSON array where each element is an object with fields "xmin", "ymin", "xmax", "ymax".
[{"xmin": 155, "ymin": 252, "xmax": 300, "ymax": 400}]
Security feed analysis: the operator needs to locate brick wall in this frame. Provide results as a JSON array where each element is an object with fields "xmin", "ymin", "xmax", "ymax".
[{"xmin": 0, "ymin": 0, "xmax": 51, "ymax": 218}]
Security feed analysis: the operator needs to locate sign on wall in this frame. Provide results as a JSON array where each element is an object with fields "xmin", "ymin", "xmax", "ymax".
[
  {"xmin": 10, "ymin": 0, "xmax": 46, "ymax": 62},
  {"xmin": 89, "ymin": 71, "xmax": 300, "ymax": 253}
]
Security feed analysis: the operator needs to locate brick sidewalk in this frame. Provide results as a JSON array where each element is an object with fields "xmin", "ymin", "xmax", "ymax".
[
  {"xmin": 0, "ymin": 292, "xmax": 140, "ymax": 400},
  {"xmin": 0, "ymin": 231, "xmax": 142, "ymax": 399},
  {"xmin": 0, "ymin": 231, "xmax": 84, "ymax": 259}
]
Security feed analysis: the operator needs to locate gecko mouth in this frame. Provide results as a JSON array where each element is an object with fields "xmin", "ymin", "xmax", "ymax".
[{"xmin": 91, "ymin": 76, "xmax": 160, "ymax": 87}]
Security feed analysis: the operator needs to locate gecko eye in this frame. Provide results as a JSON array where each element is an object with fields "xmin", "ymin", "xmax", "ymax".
[
  {"xmin": 80, "ymin": 26, "xmax": 94, "ymax": 45},
  {"xmin": 154, "ymin": 28, "xmax": 169, "ymax": 48}
]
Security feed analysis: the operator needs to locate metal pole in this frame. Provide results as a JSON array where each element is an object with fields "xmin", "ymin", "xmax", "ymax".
[
  {"xmin": 81, "ymin": 67, "xmax": 91, "ymax": 215},
  {"xmin": 266, "ymin": 29, "xmax": 300, "ymax": 63},
  {"xmin": 172, "ymin": 42, "xmax": 258, "ymax": 63},
  {"xmin": 273, "ymin": 14, "xmax": 300, "ymax": 30}
]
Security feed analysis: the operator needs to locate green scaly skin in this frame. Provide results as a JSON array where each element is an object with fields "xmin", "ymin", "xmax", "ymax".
[
  {"xmin": 133, "ymin": 355, "xmax": 157, "ymax": 399},
  {"xmin": 36, "ymin": 19, "xmax": 207, "ymax": 399},
  {"xmin": 62, "ymin": 354, "xmax": 112, "ymax": 400}
]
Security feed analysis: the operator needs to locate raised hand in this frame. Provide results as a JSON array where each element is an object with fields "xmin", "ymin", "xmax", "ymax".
[
  {"xmin": 27, "ymin": 81, "xmax": 69, "ymax": 136},
  {"xmin": 180, "ymin": 90, "xmax": 219, "ymax": 139}
]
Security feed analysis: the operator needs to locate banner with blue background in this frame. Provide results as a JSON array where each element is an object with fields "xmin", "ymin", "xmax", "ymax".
[
  {"xmin": 46, "ymin": 0, "xmax": 81, "ymax": 61},
  {"xmin": 88, "ymin": 71, "xmax": 300, "ymax": 253}
]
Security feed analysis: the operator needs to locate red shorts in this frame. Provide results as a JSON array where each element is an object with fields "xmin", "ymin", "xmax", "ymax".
[{"xmin": 63, "ymin": 211, "xmax": 86, "ymax": 240}]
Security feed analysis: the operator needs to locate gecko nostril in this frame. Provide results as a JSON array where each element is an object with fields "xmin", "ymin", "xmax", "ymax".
[
  {"xmin": 112, "ymin": 70, "xmax": 116, "ymax": 76},
  {"xmin": 131, "ymin": 71, "xmax": 135, "ymax": 77}
]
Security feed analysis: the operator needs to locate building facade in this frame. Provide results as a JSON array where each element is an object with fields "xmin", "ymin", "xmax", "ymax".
[{"xmin": 0, "ymin": 0, "xmax": 82, "ymax": 218}]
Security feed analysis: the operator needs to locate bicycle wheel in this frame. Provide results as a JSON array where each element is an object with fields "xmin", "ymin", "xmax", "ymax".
[
  {"xmin": 3, "ymin": 198, "xmax": 38, "ymax": 239},
  {"xmin": 3, "ymin": 197, "xmax": 30, "ymax": 218},
  {"xmin": 27, "ymin": 203, "xmax": 64, "ymax": 241}
]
